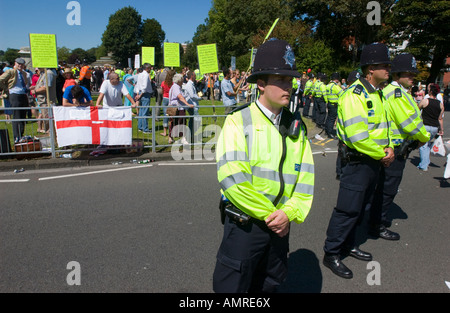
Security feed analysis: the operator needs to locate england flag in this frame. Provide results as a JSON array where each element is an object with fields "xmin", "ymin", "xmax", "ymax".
[{"xmin": 53, "ymin": 106, "xmax": 133, "ymax": 147}]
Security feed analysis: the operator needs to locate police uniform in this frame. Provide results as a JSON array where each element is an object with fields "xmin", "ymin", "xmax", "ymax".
[
  {"xmin": 368, "ymin": 53, "xmax": 430, "ymax": 240},
  {"xmin": 312, "ymin": 74, "xmax": 327, "ymax": 128},
  {"xmin": 323, "ymin": 43, "xmax": 393, "ymax": 279},
  {"xmin": 302, "ymin": 74, "xmax": 314, "ymax": 117},
  {"xmin": 213, "ymin": 39, "xmax": 314, "ymax": 293},
  {"xmin": 325, "ymin": 73, "xmax": 343, "ymax": 138}
]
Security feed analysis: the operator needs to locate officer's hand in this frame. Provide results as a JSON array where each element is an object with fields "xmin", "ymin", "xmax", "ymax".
[
  {"xmin": 266, "ymin": 210, "xmax": 290, "ymax": 237},
  {"xmin": 382, "ymin": 147, "xmax": 395, "ymax": 167}
]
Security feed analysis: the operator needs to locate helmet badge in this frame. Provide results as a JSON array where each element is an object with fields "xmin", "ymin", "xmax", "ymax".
[{"xmin": 283, "ymin": 45, "xmax": 295, "ymax": 69}]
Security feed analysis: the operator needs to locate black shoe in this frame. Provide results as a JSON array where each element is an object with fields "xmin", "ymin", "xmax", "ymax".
[
  {"xmin": 369, "ymin": 224, "xmax": 400, "ymax": 241},
  {"xmin": 323, "ymin": 254, "xmax": 353, "ymax": 279},
  {"xmin": 327, "ymin": 133, "xmax": 337, "ymax": 140},
  {"xmin": 343, "ymin": 247, "xmax": 372, "ymax": 261}
]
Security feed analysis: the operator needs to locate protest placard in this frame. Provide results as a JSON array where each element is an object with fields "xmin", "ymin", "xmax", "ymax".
[
  {"xmin": 29, "ymin": 33, "xmax": 58, "ymax": 68},
  {"xmin": 142, "ymin": 47, "xmax": 155, "ymax": 66},
  {"xmin": 164, "ymin": 43, "xmax": 180, "ymax": 68},
  {"xmin": 197, "ymin": 44, "xmax": 219, "ymax": 74}
]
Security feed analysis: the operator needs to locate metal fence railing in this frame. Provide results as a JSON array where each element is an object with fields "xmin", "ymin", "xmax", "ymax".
[{"xmin": 0, "ymin": 105, "xmax": 230, "ymax": 160}]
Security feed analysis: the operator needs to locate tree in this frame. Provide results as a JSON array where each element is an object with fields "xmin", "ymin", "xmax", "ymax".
[
  {"xmin": 57, "ymin": 47, "xmax": 71, "ymax": 63},
  {"xmin": 141, "ymin": 18, "xmax": 166, "ymax": 67},
  {"xmin": 290, "ymin": 0, "xmax": 396, "ymax": 66},
  {"xmin": 3, "ymin": 48, "xmax": 19, "ymax": 65},
  {"xmin": 101, "ymin": 6, "xmax": 142, "ymax": 66},
  {"xmin": 384, "ymin": 0, "xmax": 450, "ymax": 84},
  {"xmin": 207, "ymin": 0, "xmax": 294, "ymax": 67}
]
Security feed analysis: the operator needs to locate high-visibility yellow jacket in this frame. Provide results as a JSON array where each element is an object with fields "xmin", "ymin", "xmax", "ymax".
[
  {"xmin": 313, "ymin": 81, "xmax": 326, "ymax": 98},
  {"xmin": 304, "ymin": 80, "xmax": 314, "ymax": 96},
  {"xmin": 337, "ymin": 78, "xmax": 392, "ymax": 160},
  {"xmin": 326, "ymin": 82, "xmax": 343, "ymax": 105},
  {"xmin": 383, "ymin": 82, "xmax": 430, "ymax": 146},
  {"xmin": 216, "ymin": 102, "xmax": 314, "ymax": 224}
]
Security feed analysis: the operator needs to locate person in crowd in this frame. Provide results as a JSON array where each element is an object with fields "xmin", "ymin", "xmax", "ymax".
[
  {"xmin": 30, "ymin": 68, "xmax": 57, "ymax": 133},
  {"xmin": 94, "ymin": 66, "xmax": 104, "ymax": 92},
  {"xmin": 184, "ymin": 70, "xmax": 202, "ymax": 143},
  {"xmin": 123, "ymin": 68, "xmax": 135, "ymax": 107},
  {"xmin": 325, "ymin": 72, "xmax": 343, "ymax": 139},
  {"xmin": 168, "ymin": 73, "xmax": 194, "ymax": 145},
  {"xmin": 0, "ymin": 58, "xmax": 30, "ymax": 142},
  {"xmin": 62, "ymin": 84, "xmax": 93, "ymax": 107},
  {"xmin": 79, "ymin": 61, "xmax": 92, "ymax": 91},
  {"xmin": 160, "ymin": 69, "xmax": 175, "ymax": 137},
  {"xmin": 220, "ymin": 67, "xmax": 237, "ymax": 114},
  {"xmin": 95, "ymin": 72, "xmax": 136, "ymax": 108},
  {"xmin": 62, "ymin": 68, "xmax": 76, "ymax": 92},
  {"xmin": 323, "ymin": 43, "xmax": 394, "ymax": 279},
  {"xmin": 417, "ymin": 83, "xmax": 445, "ymax": 171},
  {"xmin": 134, "ymin": 63, "xmax": 154, "ymax": 134},
  {"xmin": 213, "ymin": 39, "xmax": 314, "ymax": 293}
]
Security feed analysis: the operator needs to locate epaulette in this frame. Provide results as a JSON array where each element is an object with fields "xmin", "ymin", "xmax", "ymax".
[
  {"xmin": 353, "ymin": 84, "xmax": 364, "ymax": 95},
  {"xmin": 228, "ymin": 102, "xmax": 251, "ymax": 115},
  {"xmin": 394, "ymin": 88, "xmax": 402, "ymax": 98}
]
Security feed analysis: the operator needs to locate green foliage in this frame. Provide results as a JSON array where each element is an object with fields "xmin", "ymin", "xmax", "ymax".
[
  {"xmin": 3, "ymin": 48, "xmax": 19, "ymax": 65},
  {"xmin": 141, "ymin": 18, "xmax": 166, "ymax": 67},
  {"xmin": 101, "ymin": 6, "xmax": 143, "ymax": 66}
]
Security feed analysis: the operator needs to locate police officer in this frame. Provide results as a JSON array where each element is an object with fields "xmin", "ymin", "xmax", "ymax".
[
  {"xmin": 213, "ymin": 39, "xmax": 315, "ymax": 292},
  {"xmin": 302, "ymin": 73, "xmax": 314, "ymax": 118},
  {"xmin": 368, "ymin": 53, "xmax": 430, "ymax": 240},
  {"xmin": 323, "ymin": 43, "xmax": 395, "ymax": 279},
  {"xmin": 325, "ymin": 72, "xmax": 343, "ymax": 139},
  {"xmin": 312, "ymin": 73, "xmax": 327, "ymax": 128}
]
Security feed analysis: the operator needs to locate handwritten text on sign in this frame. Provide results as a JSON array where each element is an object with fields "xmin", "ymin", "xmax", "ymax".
[
  {"xmin": 197, "ymin": 44, "xmax": 219, "ymax": 74},
  {"xmin": 29, "ymin": 33, "xmax": 58, "ymax": 69}
]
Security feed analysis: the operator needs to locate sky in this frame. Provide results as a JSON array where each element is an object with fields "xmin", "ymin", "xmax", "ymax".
[{"xmin": 0, "ymin": 0, "xmax": 212, "ymax": 51}]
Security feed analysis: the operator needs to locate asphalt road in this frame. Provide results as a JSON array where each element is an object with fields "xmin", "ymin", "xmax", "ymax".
[{"xmin": 1, "ymin": 131, "xmax": 449, "ymax": 294}]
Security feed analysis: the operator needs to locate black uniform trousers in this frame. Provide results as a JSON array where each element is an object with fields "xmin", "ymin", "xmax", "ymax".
[
  {"xmin": 314, "ymin": 97, "xmax": 327, "ymax": 128},
  {"xmin": 368, "ymin": 148, "xmax": 406, "ymax": 227},
  {"xmin": 302, "ymin": 96, "xmax": 312, "ymax": 117},
  {"xmin": 9, "ymin": 93, "xmax": 29, "ymax": 141},
  {"xmin": 324, "ymin": 156, "xmax": 381, "ymax": 255},
  {"xmin": 213, "ymin": 216, "xmax": 289, "ymax": 293},
  {"xmin": 325, "ymin": 102, "xmax": 338, "ymax": 136}
]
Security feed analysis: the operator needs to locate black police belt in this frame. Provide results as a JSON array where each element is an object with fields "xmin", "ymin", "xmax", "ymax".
[
  {"xmin": 338, "ymin": 141, "xmax": 377, "ymax": 162},
  {"xmin": 219, "ymin": 198, "xmax": 270, "ymax": 229}
]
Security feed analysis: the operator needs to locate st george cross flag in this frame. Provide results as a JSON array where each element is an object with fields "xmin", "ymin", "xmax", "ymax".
[{"xmin": 53, "ymin": 106, "xmax": 133, "ymax": 147}]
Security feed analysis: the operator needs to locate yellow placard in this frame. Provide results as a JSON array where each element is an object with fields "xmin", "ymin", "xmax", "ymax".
[
  {"xmin": 29, "ymin": 33, "xmax": 58, "ymax": 68},
  {"xmin": 164, "ymin": 42, "xmax": 180, "ymax": 68},
  {"xmin": 197, "ymin": 44, "xmax": 219, "ymax": 74},
  {"xmin": 142, "ymin": 47, "xmax": 155, "ymax": 66}
]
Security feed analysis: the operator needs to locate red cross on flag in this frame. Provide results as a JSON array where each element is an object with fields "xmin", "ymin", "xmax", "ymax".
[{"xmin": 53, "ymin": 106, "xmax": 133, "ymax": 147}]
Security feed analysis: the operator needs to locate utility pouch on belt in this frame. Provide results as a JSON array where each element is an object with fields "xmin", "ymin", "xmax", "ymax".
[
  {"xmin": 219, "ymin": 196, "xmax": 250, "ymax": 226},
  {"xmin": 397, "ymin": 140, "xmax": 418, "ymax": 159},
  {"xmin": 338, "ymin": 141, "xmax": 367, "ymax": 161}
]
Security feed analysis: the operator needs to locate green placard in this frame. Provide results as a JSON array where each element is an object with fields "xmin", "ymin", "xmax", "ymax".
[
  {"xmin": 197, "ymin": 44, "xmax": 219, "ymax": 74},
  {"xmin": 142, "ymin": 47, "xmax": 155, "ymax": 66},
  {"xmin": 29, "ymin": 33, "xmax": 58, "ymax": 68},
  {"xmin": 164, "ymin": 42, "xmax": 180, "ymax": 67}
]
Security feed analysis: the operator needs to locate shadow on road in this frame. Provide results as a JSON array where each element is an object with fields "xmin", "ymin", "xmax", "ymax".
[{"xmin": 278, "ymin": 249, "xmax": 322, "ymax": 293}]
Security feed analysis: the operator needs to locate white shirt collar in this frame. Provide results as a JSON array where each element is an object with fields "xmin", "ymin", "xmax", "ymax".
[
  {"xmin": 256, "ymin": 100, "xmax": 282, "ymax": 126},
  {"xmin": 391, "ymin": 81, "xmax": 408, "ymax": 92}
]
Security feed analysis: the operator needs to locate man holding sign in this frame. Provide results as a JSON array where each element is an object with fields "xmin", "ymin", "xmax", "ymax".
[{"xmin": 0, "ymin": 58, "xmax": 30, "ymax": 142}]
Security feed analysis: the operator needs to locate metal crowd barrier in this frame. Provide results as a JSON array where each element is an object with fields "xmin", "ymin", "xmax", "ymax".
[{"xmin": 0, "ymin": 104, "xmax": 231, "ymax": 160}]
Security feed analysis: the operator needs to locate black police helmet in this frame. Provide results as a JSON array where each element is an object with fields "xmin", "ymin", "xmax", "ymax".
[
  {"xmin": 247, "ymin": 39, "xmax": 301, "ymax": 83},
  {"xmin": 331, "ymin": 72, "xmax": 340, "ymax": 81},
  {"xmin": 360, "ymin": 43, "xmax": 391, "ymax": 67},
  {"xmin": 391, "ymin": 53, "xmax": 419, "ymax": 74}
]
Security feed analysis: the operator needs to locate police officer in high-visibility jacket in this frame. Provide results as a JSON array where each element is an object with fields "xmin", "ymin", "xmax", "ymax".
[
  {"xmin": 323, "ymin": 43, "xmax": 395, "ymax": 279},
  {"xmin": 312, "ymin": 73, "xmax": 327, "ymax": 128},
  {"xmin": 325, "ymin": 72, "xmax": 343, "ymax": 139},
  {"xmin": 302, "ymin": 73, "xmax": 314, "ymax": 118},
  {"xmin": 213, "ymin": 39, "xmax": 314, "ymax": 293},
  {"xmin": 368, "ymin": 53, "xmax": 430, "ymax": 241}
]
